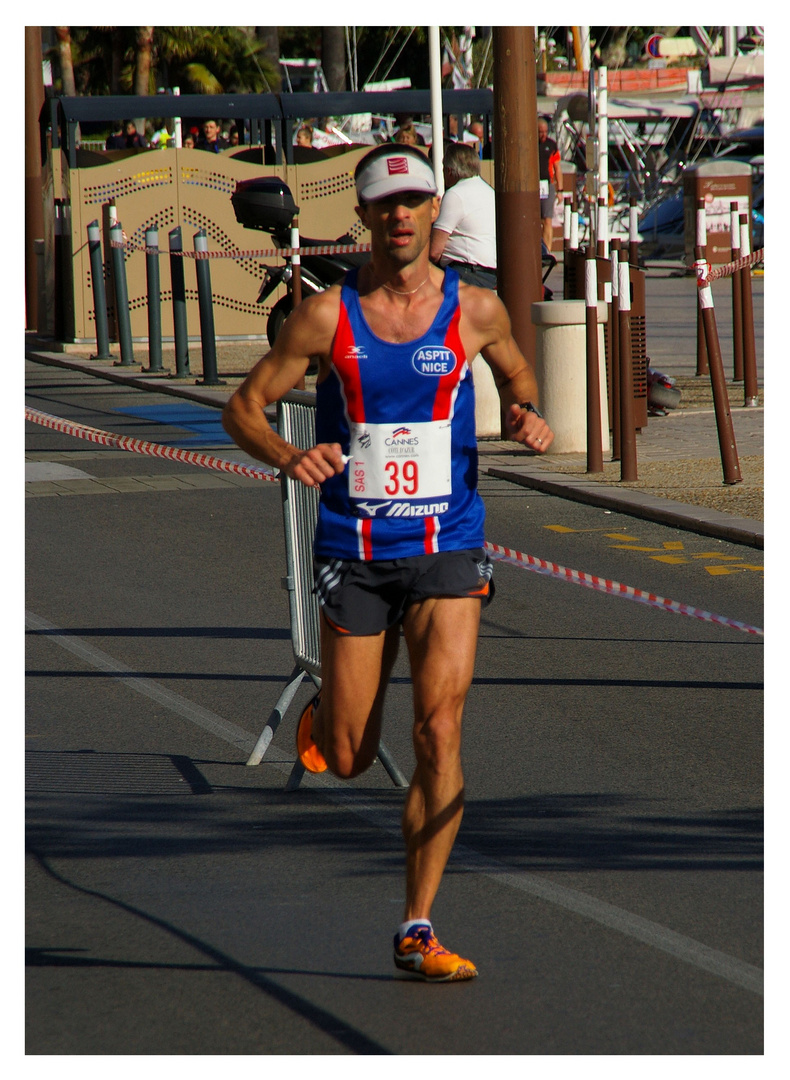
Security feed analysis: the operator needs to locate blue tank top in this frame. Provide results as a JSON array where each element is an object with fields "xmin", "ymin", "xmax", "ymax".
[{"xmin": 314, "ymin": 267, "xmax": 485, "ymax": 561}]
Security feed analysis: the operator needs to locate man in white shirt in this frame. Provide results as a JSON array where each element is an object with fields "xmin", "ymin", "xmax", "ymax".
[{"xmin": 429, "ymin": 142, "xmax": 497, "ymax": 289}]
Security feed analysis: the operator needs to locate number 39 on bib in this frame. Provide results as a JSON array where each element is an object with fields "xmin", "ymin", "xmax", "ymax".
[{"xmin": 348, "ymin": 420, "xmax": 452, "ymax": 514}]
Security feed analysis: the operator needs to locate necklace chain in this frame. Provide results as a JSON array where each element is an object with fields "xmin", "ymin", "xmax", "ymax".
[{"xmin": 380, "ymin": 275, "xmax": 429, "ymax": 296}]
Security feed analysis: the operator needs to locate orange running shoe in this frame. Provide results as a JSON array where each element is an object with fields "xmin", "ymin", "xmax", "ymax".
[
  {"xmin": 296, "ymin": 694, "xmax": 327, "ymax": 773},
  {"xmin": 393, "ymin": 925, "xmax": 477, "ymax": 982}
]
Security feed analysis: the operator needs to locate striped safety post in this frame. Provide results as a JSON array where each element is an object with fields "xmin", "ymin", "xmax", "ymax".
[
  {"xmin": 695, "ymin": 197, "xmax": 709, "ymax": 377},
  {"xmin": 584, "ymin": 248, "xmax": 604, "ymax": 473},
  {"xmin": 609, "ymin": 238, "xmax": 621, "ymax": 456},
  {"xmin": 618, "ymin": 257, "xmax": 637, "ymax": 482},
  {"xmin": 694, "ymin": 255, "xmax": 742, "ymax": 485},
  {"xmin": 86, "ymin": 220, "xmax": 112, "ymax": 360},
  {"xmin": 739, "ymin": 212, "xmax": 759, "ymax": 407},
  {"xmin": 629, "ymin": 195, "xmax": 640, "ymax": 267},
  {"xmin": 109, "ymin": 221, "xmax": 136, "ymax": 367},
  {"xmin": 290, "ymin": 217, "xmax": 305, "ymax": 391},
  {"xmin": 730, "ymin": 202, "xmax": 744, "ymax": 383}
]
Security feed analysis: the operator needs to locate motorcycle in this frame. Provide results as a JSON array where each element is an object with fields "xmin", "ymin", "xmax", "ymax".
[{"xmin": 231, "ymin": 177, "xmax": 369, "ymax": 347}]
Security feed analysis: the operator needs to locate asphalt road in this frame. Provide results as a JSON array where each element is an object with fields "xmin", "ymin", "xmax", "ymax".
[{"xmin": 25, "ymin": 367, "xmax": 763, "ymax": 1057}]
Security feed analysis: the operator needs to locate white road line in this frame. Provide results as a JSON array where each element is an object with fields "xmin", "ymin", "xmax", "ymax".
[{"xmin": 27, "ymin": 609, "xmax": 763, "ymax": 998}]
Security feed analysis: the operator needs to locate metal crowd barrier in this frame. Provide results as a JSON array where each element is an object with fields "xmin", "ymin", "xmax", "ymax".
[{"xmin": 245, "ymin": 390, "xmax": 408, "ymax": 791}]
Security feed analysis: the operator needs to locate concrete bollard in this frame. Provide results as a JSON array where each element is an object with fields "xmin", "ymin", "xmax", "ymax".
[
  {"xmin": 168, "ymin": 227, "xmax": 190, "ymax": 378},
  {"xmin": 531, "ymin": 299, "xmax": 610, "ymax": 455},
  {"xmin": 193, "ymin": 229, "xmax": 224, "ymax": 387},
  {"xmin": 471, "ymin": 354, "xmax": 502, "ymax": 439}
]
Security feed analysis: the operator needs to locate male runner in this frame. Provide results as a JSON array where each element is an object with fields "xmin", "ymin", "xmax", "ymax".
[{"xmin": 222, "ymin": 144, "xmax": 553, "ymax": 982}]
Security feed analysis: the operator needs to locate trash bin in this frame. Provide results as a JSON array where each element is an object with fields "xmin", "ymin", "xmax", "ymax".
[
  {"xmin": 683, "ymin": 160, "xmax": 752, "ymax": 264},
  {"xmin": 531, "ymin": 299, "xmax": 610, "ymax": 455}
]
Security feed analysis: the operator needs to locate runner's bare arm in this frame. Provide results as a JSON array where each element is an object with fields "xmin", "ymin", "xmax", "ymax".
[
  {"xmin": 221, "ymin": 289, "xmax": 344, "ymax": 486},
  {"xmin": 461, "ymin": 286, "xmax": 554, "ymax": 452}
]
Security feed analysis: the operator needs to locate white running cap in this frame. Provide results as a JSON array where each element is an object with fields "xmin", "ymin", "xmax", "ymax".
[{"xmin": 356, "ymin": 148, "xmax": 438, "ymax": 203}]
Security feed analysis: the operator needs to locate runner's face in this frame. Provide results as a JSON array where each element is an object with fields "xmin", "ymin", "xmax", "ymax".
[{"xmin": 356, "ymin": 193, "xmax": 440, "ymax": 263}]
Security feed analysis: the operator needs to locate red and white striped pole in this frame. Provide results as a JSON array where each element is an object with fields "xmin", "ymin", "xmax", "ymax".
[
  {"xmin": 739, "ymin": 212, "xmax": 759, "ymax": 407},
  {"xmin": 585, "ymin": 248, "xmax": 604, "ymax": 472}
]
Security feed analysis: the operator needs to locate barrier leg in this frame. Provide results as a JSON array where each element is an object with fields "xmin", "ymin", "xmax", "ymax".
[{"xmin": 245, "ymin": 664, "xmax": 307, "ymax": 766}]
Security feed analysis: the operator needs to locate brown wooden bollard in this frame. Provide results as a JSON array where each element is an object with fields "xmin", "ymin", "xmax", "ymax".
[
  {"xmin": 739, "ymin": 213, "xmax": 759, "ymax": 407},
  {"xmin": 617, "ymin": 259, "xmax": 638, "ymax": 481},
  {"xmin": 610, "ymin": 239, "xmax": 621, "ymax": 460},
  {"xmin": 585, "ymin": 251, "xmax": 604, "ymax": 473},
  {"xmin": 695, "ymin": 197, "xmax": 709, "ymax": 376},
  {"xmin": 695, "ymin": 255, "xmax": 742, "ymax": 484},
  {"xmin": 730, "ymin": 202, "xmax": 744, "ymax": 382}
]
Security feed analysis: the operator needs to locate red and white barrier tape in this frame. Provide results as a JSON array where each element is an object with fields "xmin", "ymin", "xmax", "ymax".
[
  {"xmin": 484, "ymin": 541, "xmax": 762, "ymax": 637},
  {"xmin": 25, "ymin": 408, "xmax": 763, "ymax": 637},
  {"xmin": 110, "ymin": 238, "xmax": 371, "ymax": 260},
  {"xmin": 696, "ymin": 248, "xmax": 764, "ymax": 284},
  {"xmin": 24, "ymin": 407, "xmax": 278, "ymax": 483}
]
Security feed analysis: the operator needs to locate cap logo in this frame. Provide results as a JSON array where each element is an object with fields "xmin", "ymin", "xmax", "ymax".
[{"xmin": 387, "ymin": 157, "xmax": 410, "ymax": 175}]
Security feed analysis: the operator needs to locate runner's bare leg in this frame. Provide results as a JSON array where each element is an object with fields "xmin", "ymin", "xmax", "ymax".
[
  {"xmin": 312, "ymin": 617, "xmax": 401, "ymax": 778},
  {"xmin": 400, "ymin": 596, "xmax": 481, "ymax": 922}
]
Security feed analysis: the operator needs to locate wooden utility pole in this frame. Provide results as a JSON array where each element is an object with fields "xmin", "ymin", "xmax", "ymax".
[
  {"xmin": 25, "ymin": 26, "xmax": 45, "ymax": 331},
  {"xmin": 492, "ymin": 27, "xmax": 542, "ymax": 371}
]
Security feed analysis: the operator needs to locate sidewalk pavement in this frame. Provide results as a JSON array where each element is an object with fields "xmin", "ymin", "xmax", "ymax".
[{"xmin": 24, "ymin": 331, "xmax": 764, "ymax": 550}]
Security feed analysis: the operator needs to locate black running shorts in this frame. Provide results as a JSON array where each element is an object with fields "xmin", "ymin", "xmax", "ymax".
[{"xmin": 313, "ymin": 548, "xmax": 495, "ymax": 636}]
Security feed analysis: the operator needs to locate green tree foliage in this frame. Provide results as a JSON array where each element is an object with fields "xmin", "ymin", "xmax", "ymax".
[{"xmin": 49, "ymin": 26, "xmax": 280, "ymax": 96}]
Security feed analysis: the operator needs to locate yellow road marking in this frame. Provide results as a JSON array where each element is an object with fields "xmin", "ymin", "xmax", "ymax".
[{"xmin": 650, "ymin": 555, "xmax": 690, "ymax": 564}]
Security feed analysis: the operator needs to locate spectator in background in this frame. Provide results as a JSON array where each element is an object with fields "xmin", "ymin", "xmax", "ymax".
[
  {"xmin": 198, "ymin": 119, "xmax": 228, "ymax": 153},
  {"xmin": 296, "ymin": 124, "xmax": 314, "ymax": 147},
  {"xmin": 429, "ymin": 141, "xmax": 497, "ymax": 290},
  {"xmin": 107, "ymin": 120, "xmax": 147, "ymax": 150},
  {"xmin": 182, "ymin": 132, "xmax": 196, "ymax": 149},
  {"xmin": 393, "ymin": 122, "xmax": 421, "ymax": 146},
  {"xmin": 228, "ymin": 125, "xmax": 241, "ymax": 147},
  {"xmin": 537, "ymin": 116, "xmax": 563, "ymax": 252},
  {"xmin": 105, "ymin": 121, "xmax": 125, "ymax": 150}
]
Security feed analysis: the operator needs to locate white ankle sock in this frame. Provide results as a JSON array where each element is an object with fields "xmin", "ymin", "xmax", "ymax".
[{"xmin": 399, "ymin": 919, "xmax": 432, "ymax": 941}]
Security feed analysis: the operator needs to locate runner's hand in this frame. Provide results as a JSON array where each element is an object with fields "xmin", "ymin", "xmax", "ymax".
[
  {"xmin": 285, "ymin": 443, "xmax": 346, "ymax": 487},
  {"xmin": 505, "ymin": 404, "xmax": 554, "ymax": 454}
]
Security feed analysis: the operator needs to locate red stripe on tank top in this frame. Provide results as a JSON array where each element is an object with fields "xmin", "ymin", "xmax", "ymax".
[
  {"xmin": 432, "ymin": 303, "xmax": 466, "ymax": 421},
  {"xmin": 358, "ymin": 517, "xmax": 374, "ymax": 560},
  {"xmin": 332, "ymin": 301, "xmax": 366, "ymax": 423}
]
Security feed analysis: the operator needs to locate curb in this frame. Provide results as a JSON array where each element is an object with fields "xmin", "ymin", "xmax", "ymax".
[{"xmin": 487, "ymin": 464, "xmax": 764, "ymax": 550}]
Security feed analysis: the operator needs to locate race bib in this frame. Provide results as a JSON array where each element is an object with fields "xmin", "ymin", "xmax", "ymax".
[
  {"xmin": 539, "ymin": 179, "xmax": 549, "ymax": 199},
  {"xmin": 348, "ymin": 420, "xmax": 452, "ymax": 518}
]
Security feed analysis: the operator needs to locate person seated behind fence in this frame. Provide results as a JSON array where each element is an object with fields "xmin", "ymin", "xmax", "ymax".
[
  {"xmin": 228, "ymin": 125, "xmax": 240, "ymax": 147},
  {"xmin": 429, "ymin": 141, "xmax": 497, "ymax": 290},
  {"xmin": 393, "ymin": 122, "xmax": 425, "ymax": 146},
  {"xmin": 182, "ymin": 132, "xmax": 196, "ymax": 149},
  {"xmin": 107, "ymin": 119, "xmax": 147, "ymax": 150},
  {"xmin": 197, "ymin": 118, "xmax": 228, "ymax": 153},
  {"xmin": 296, "ymin": 124, "xmax": 314, "ymax": 147}
]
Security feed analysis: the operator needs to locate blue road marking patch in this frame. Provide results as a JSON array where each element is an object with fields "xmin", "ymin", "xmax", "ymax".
[{"xmin": 115, "ymin": 403, "xmax": 234, "ymax": 446}]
